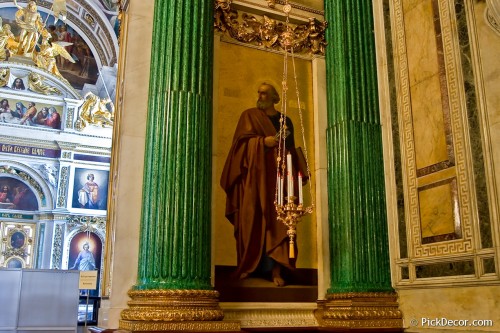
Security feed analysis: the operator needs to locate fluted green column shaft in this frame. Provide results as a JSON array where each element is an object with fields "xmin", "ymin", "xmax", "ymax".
[
  {"xmin": 134, "ymin": 0, "xmax": 214, "ymax": 290},
  {"xmin": 324, "ymin": 0, "xmax": 392, "ymax": 293}
]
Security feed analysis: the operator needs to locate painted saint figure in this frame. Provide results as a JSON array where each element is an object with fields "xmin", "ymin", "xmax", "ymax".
[
  {"xmin": 70, "ymin": 242, "xmax": 96, "ymax": 271},
  {"xmin": 10, "ymin": 231, "xmax": 25, "ymax": 248},
  {"xmin": 45, "ymin": 107, "xmax": 61, "ymax": 129},
  {"xmin": 0, "ymin": 185, "xmax": 11, "ymax": 203},
  {"xmin": 78, "ymin": 173, "xmax": 99, "ymax": 209},
  {"xmin": 220, "ymin": 83, "xmax": 299, "ymax": 287},
  {"xmin": 11, "ymin": 78, "xmax": 26, "ymax": 90}
]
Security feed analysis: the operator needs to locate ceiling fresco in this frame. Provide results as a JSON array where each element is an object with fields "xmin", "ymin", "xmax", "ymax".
[{"xmin": 0, "ymin": 0, "xmax": 119, "ymax": 92}]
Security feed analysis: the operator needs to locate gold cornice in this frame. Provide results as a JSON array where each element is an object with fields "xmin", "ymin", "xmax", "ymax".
[
  {"xmin": 325, "ymin": 291, "xmax": 399, "ymax": 300},
  {"xmin": 234, "ymin": 0, "xmax": 324, "ymax": 16},
  {"xmin": 215, "ymin": 0, "xmax": 327, "ymax": 55},
  {"xmin": 0, "ymin": 135, "xmax": 60, "ymax": 149},
  {"xmin": 273, "ymin": 0, "xmax": 324, "ymax": 15}
]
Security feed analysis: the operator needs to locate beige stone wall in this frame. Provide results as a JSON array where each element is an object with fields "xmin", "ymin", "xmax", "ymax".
[
  {"xmin": 400, "ymin": 286, "xmax": 500, "ymax": 332},
  {"xmin": 99, "ymin": 0, "xmax": 153, "ymax": 327},
  {"xmin": 477, "ymin": 1, "xmax": 500, "ymax": 199}
]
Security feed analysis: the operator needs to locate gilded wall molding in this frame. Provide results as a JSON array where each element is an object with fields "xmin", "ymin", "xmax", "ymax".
[
  {"xmin": 66, "ymin": 215, "xmax": 106, "ymax": 234},
  {"xmin": 0, "ymin": 222, "xmax": 36, "ymax": 268},
  {"xmin": 271, "ymin": 0, "xmax": 323, "ymax": 15},
  {"xmin": 221, "ymin": 303, "xmax": 318, "ymax": 328},
  {"xmin": 51, "ymin": 223, "xmax": 63, "ymax": 269},
  {"xmin": 56, "ymin": 166, "xmax": 69, "ymax": 207}
]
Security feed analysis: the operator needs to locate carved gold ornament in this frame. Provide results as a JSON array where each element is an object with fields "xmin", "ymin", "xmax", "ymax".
[
  {"xmin": 75, "ymin": 91, "xmax": 114, "ymax": 131},
  {"xmin": 27, "ymin": 72, "xmax": 61, "ymax": 95},
  {"xmin": 317, "ymin": 292, "xmax": 403, "ymax": 329},
  {"xmin": 214, "ymin": 1, "xmax": 327, "ymax": 55},
  {"xmin": 119, "ymin": 289, "xmax": 240, "ymax": 331},
  {"xmin": 0, "ymin": 68, "xmax": 9, "ymax": 87}
]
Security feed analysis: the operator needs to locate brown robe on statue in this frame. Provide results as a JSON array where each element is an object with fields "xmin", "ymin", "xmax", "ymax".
[{"xmin": 220, "ymin": 108, "xmax": 296, "ymax": 278}]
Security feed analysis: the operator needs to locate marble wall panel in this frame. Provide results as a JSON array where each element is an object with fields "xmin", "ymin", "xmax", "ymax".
[
  {"xmin": 410, "ymin": 75, "xmax": 448, "ymax": 169},
  {"xmin": 387, "ymin": 0, "xmax": 480, "ymax": 264},
  {"xmin": 418, "ymin": 179, "xmax": 457, "ymax": 239},
  {"xmin": 404, "ymin": 0, "xmax": 440, "ymax": 85}
]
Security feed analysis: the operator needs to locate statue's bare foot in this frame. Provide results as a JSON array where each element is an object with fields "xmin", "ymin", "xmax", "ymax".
[{"xmin": 272, "ymin": 265, "xmax": 286, "ymax": 287}]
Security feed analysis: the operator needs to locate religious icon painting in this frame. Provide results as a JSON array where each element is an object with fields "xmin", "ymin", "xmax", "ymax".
[
  {"xmin": 0, "ymin": 94, "xmax": 64, "ymax": 130},
  {"xmin": 0, "ymin": 221, "xmax": 36, "ymax": 268},
  {"xmin": 0, "ymin": 177, "xmax": 39, "ymax": 211},
  {"xmin": 68, "ymin": 231, "xmax": 102, "ymax": 296},
  {"xmin": 71, "ymin": 168, "xmax": 109, "ymax": 211}
]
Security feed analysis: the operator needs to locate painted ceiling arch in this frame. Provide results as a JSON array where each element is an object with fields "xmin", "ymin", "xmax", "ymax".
[{"xmin": 0, "ymin": 0, "xmax": 119, "ymax": 68}]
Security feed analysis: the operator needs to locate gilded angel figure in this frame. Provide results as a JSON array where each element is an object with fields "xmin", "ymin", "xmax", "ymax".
[
  {"xmin": 260, "ymin": 16, "xmax": 279, "ymax": 48},
  {"xmin": 33, "ymin": 30, "xmax": 75, "ymax": 83},
  {"xmin": 75, "ymin": 92, "xmax": 114, "ymax": 131},
  {"xmin": 0, "ymin": 18, "xmax": 16, "ymax": 61}
]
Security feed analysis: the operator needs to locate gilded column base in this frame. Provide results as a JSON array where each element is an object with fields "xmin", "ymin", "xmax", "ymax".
[
  {"xmin": 119, "ymin": 289, "xmax": 240, "ymax": 332},
  {"xmin": 316, "ymin": 292, "xmax": 403, "ymax": 329}
]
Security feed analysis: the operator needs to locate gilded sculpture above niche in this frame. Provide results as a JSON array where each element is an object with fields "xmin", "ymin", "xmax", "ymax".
[{"xmin": 214, "ymin": 0, "xmax": 327, "ymax": 55}]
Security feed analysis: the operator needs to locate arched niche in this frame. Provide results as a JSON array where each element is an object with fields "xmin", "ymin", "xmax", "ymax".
[
  {"xmin": 64, "ymin": 224, "xmax": 105, "ymax": 296},
  {"xmin": 0, "ymin": 161, "xmax": 55, "ymax": 210}
]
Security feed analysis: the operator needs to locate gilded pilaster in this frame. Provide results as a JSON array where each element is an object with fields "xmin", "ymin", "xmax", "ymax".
[
  {"xmin": 119, "ymin": 0, "xmax": 238, "ymax": 331},
  {"xmin": 322, "ymin": 0, "xmax": 402, "ymax": 329}
]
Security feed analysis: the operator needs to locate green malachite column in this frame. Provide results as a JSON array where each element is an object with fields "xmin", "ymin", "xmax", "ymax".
[
  {"xmin": 135, "ymin": 0, "xmax": 214, "ymax": 292},
  {"xmin": 320, "ymin": 0, "xmax": 402, "ymax": 329},
  {"xmin": 120, "ymin": 0, "xmax": 238, "ymax": 331}
]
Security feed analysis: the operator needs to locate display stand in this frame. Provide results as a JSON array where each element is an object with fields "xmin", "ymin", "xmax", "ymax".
[
  {"xmin": 0, "ymin": 268, "xmax": 80, "ymax": 332},
  {"xmin": 77, "ymin": 270, "xmax": 99, "ymax": 328}
]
